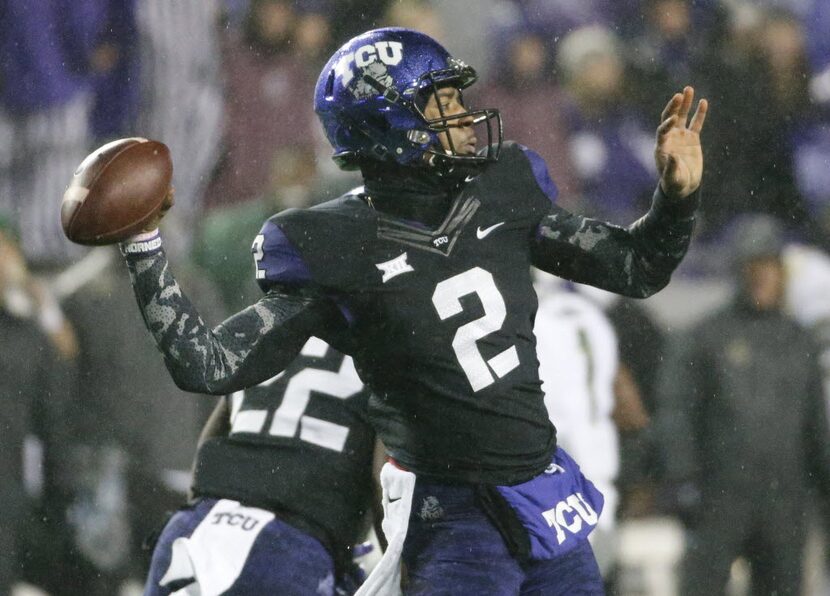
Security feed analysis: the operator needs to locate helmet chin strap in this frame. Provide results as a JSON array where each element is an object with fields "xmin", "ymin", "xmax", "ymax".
[{"xmin": 422, "ymin": 151, "xmax": 482, "ymax": 186}]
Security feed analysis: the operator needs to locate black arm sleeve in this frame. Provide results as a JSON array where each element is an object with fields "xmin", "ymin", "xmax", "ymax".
[
  {"xmin": 124, "ymin": 248, "xmax": 342, "ymax": 395},
  {"xmin": 532, "ymin": 186, "xmax": 698, "ymax": 298}
]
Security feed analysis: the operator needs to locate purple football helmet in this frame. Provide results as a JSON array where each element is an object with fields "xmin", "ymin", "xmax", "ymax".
[{"xmin": 314, "ymin": 28, "xmax": 502, "ymax": 171}]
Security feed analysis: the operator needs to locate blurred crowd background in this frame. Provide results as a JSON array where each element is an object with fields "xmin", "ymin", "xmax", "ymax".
[{"xmin": 2, "ymin": 0, "xmax": 830, "ymax": 594}]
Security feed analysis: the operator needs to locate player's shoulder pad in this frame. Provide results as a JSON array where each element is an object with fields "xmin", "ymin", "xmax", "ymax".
[
  {"xmin": 256, "ymin": 191, "xmax": 373, "ymax": 292},
  {"xmin": 507, "ymin": 141, "xmax": 559, "ymax": 206},
  {"xmin": 474, "ymin": 141, "xmax": 558, "ymax": 219},
  {"xmin": 253, "ymin": 214, "xmax": 312, "ymax": 292}
]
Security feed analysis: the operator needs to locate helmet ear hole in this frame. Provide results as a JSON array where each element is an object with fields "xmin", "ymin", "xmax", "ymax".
[
  {"xmin": 364, "ymin": 112, "xmax": 391, "ymax": 133},
  {"xmin": 360, "ymin": 114, "xmax": 392, "ymax": 158},
  {"xmin": 324, "ymin": 70, "xmax": 335, "ymax": 99}
]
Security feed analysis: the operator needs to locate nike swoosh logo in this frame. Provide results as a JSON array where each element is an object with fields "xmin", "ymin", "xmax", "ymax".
[
  {"xmin": 388, "ymin": 497, "xmax": 402, "ymax": 504},
  {"xmin": 476, "ymin": 222, "xmax": 505, "ymax": 239}
]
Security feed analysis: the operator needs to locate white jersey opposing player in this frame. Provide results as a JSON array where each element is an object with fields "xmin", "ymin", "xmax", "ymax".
[{"xmin": 533, "ymin": 276, "xmax": 620, "ymax": 571}]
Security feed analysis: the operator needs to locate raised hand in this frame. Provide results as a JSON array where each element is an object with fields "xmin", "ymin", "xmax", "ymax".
[{"xmin": 655, "ymin": 86, "xmax": 708, "ymax": 200}]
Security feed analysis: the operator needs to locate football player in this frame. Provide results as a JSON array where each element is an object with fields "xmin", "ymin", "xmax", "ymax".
[
  {"xmin": 143, "ymin": 337, "xmax": 378, "ymax": 596},
  {"xmin": 121, "ymin": 28, "xmax": 706, "ymax": 594},
  {"xmin": 534, "ymin": 276, "xmax": 622, "ymax": 580}
]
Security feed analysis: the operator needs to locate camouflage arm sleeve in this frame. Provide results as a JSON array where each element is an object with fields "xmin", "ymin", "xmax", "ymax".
[
  {"xmin": 531, "ymin": 186, "xmax": 698, "ymax": 298},
  {"xmin": 123, "ymin": 248, "xmax": 335, "ymax": 395}
]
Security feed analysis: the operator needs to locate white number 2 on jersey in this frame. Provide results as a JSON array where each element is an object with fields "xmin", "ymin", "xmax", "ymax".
[
  {"xmin": 432, "ymin": 267, "xmax": 520, "ymax": 392},
  {"xmin": 252, "ymin": 234, "xmax": 265, "ymax": 280},
  {"xmin": 229, "ymin": 337, "xmax": 363, "ymax": 452}
]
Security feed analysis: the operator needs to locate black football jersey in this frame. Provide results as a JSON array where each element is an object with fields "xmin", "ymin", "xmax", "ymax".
[
  {"xmin": 124, "ymin": 141, "xmax": 694, "ymax": 488},
  {"xmin": 256, "ymin": 142, "xmax": 557, "ymax": 484},
  {"xmin": 191, "ymin": 337, "xmax": 374, "ymax": 555}
]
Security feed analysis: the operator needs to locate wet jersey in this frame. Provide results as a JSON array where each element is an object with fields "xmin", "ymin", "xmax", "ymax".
[
  {"xmin": 123, "ymin": 141, "xmax": 696, "ymax": 487},
  {"xmin": 252, "ymin": 141, "xmax": 694, "ymax": 484},
  {"xmin": 259, "ymin": 143, "xmax": 555, "ymax": 484},
  {"xmin": 192, "ymin": 337, "xmax": 374, "ymax": 557}
]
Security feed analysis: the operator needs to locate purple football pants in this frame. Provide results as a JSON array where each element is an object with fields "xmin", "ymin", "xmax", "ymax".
[
  {"xmin": 402, "ymin": 480, "xmax": 605, "ymax": 595},
  {"xmin": 144, "ymin": 498, "xmax": 335, "ymax": 596}
]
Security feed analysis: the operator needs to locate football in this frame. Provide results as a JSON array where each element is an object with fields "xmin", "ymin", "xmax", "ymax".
[{"xmin": 61, "ymin": 137, "xmax": 173, "ymax": 245}]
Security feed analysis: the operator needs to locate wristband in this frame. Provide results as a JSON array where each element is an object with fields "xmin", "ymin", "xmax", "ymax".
[{"xmin": 120, "ymin": 229, "xmax": 162, "ymax": 255}]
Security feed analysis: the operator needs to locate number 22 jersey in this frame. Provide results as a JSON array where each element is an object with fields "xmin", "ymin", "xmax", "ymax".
[{"xmin": 192, "ymin": 337, "xmax": 374, "ymax": 556}]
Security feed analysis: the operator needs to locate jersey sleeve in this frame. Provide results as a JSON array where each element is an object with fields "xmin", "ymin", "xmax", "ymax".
[
  {"xmin": 531, "ymin": 184, "xmax": 699, "ymax": 298},
  {"xmin": 517, "ymin": 144, "xmax": 559, "ymax": 207},
  {"xmin": 122, "ymin": 242, "xmax": 341, "ymax": 395},
  {"xmin": 253, "ymin": 217, "xmax": 314, "ymax": 292},
  {"xmin": 482, "ymin": 141, "xmax": 559, "ymax": 225},
  {"xmin": 260, "ymin": 202, "xmax": 373, "ymax": 293}
]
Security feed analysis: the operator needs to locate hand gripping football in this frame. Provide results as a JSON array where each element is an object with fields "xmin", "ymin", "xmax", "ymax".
[{"xmin": 61, "ymin": 137, "xmax": 173, "ymax": 245}]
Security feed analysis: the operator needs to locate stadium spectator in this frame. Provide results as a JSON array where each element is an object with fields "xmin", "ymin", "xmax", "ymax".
[
  {"xmin": 625, "ymin": 0, "xmax": 727, "ymax": 118},
  {"xmin": 0, "ymin": 213, "xmax": 78, "ymax": 361},
  {"xmin": 556, "ymin": 25, "xmax": 657, "ymax": 225},
  {"xmin": 755, "ymin": 6, "xmax": 830, "ymax": 245},
  {"xmin": 204, "ymin": 0, "xmax": 317, "ymax": 210},
  {"xmin": 382, "ymin": 0, "xmax": 445, "ymax": 45},
  {"xmin": 689, "ymin": 6, "xmax": 814, "ymax": 242},
  {"xmin": 758, "ymin": 8, "xmax": 828, "ymax": 235},
  {"xmin": 512, "ymin": 0, "xmax": 624, "ymax": 41},
  {"xmin": 193, "ymin": 145, "xmax": 319, "ymax": 313},
  {"xmin": 803, "ymin": 0, "xmax": 830, "ymax": 111},
  {"xmin": 425, "ymin": 0, "xmax": 503, "ymax": 83},
  {"xmin": 294, "ymin": 1, "xmax": 336, "ymax": 66},
  {"xmin": 136, "ymin": 0, "xmax": 224, "ymax": 256},
  {"xmin": 782, "ymin": 241, "xmax": 830, "ymax": 396},
  {"xmin": 89, "ymin": 0, "xmax": 141, "ymax": 142},
  {"xmin": 633, "ymin": 0, "xmax": 695, "ymax": 78},
  {"xmin": 477, "ymin": 27, "xmax": 579, "ymax": 207},
  {"xmin": 655, "ymin": 214, "xmax": 830, "ymax": 595},
  {"xmin": 58, "ymin": 249, "xmax": 223, "ymax": 592},
  {"xmin": 770, "ymin": 231, "xmax": 830, "ymax": 584},
  {"xmin": 0, "ymin": 221, "xmax": 75, "ymax": 595},
  {"xmin": 326, "ymin": 0, "xmax": 394, "ymax": 44},
  {"xmin": 0, "ymin": 0, "xmax": 106, "ymax": 266}
]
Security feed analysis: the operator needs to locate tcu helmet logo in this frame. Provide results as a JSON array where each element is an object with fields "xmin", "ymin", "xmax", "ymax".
[
  {"xmin": 350, "ymin": 61, "xmax": 394, "ymax": 99},
  {"xmin": 334, "ymin": 41, "xmax": 404, "ymax": 88}
]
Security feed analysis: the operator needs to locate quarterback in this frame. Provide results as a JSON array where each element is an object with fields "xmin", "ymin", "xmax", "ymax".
[{"xmin": 122, "ymin": 28, "xmax": 706, "ymax": 594}]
